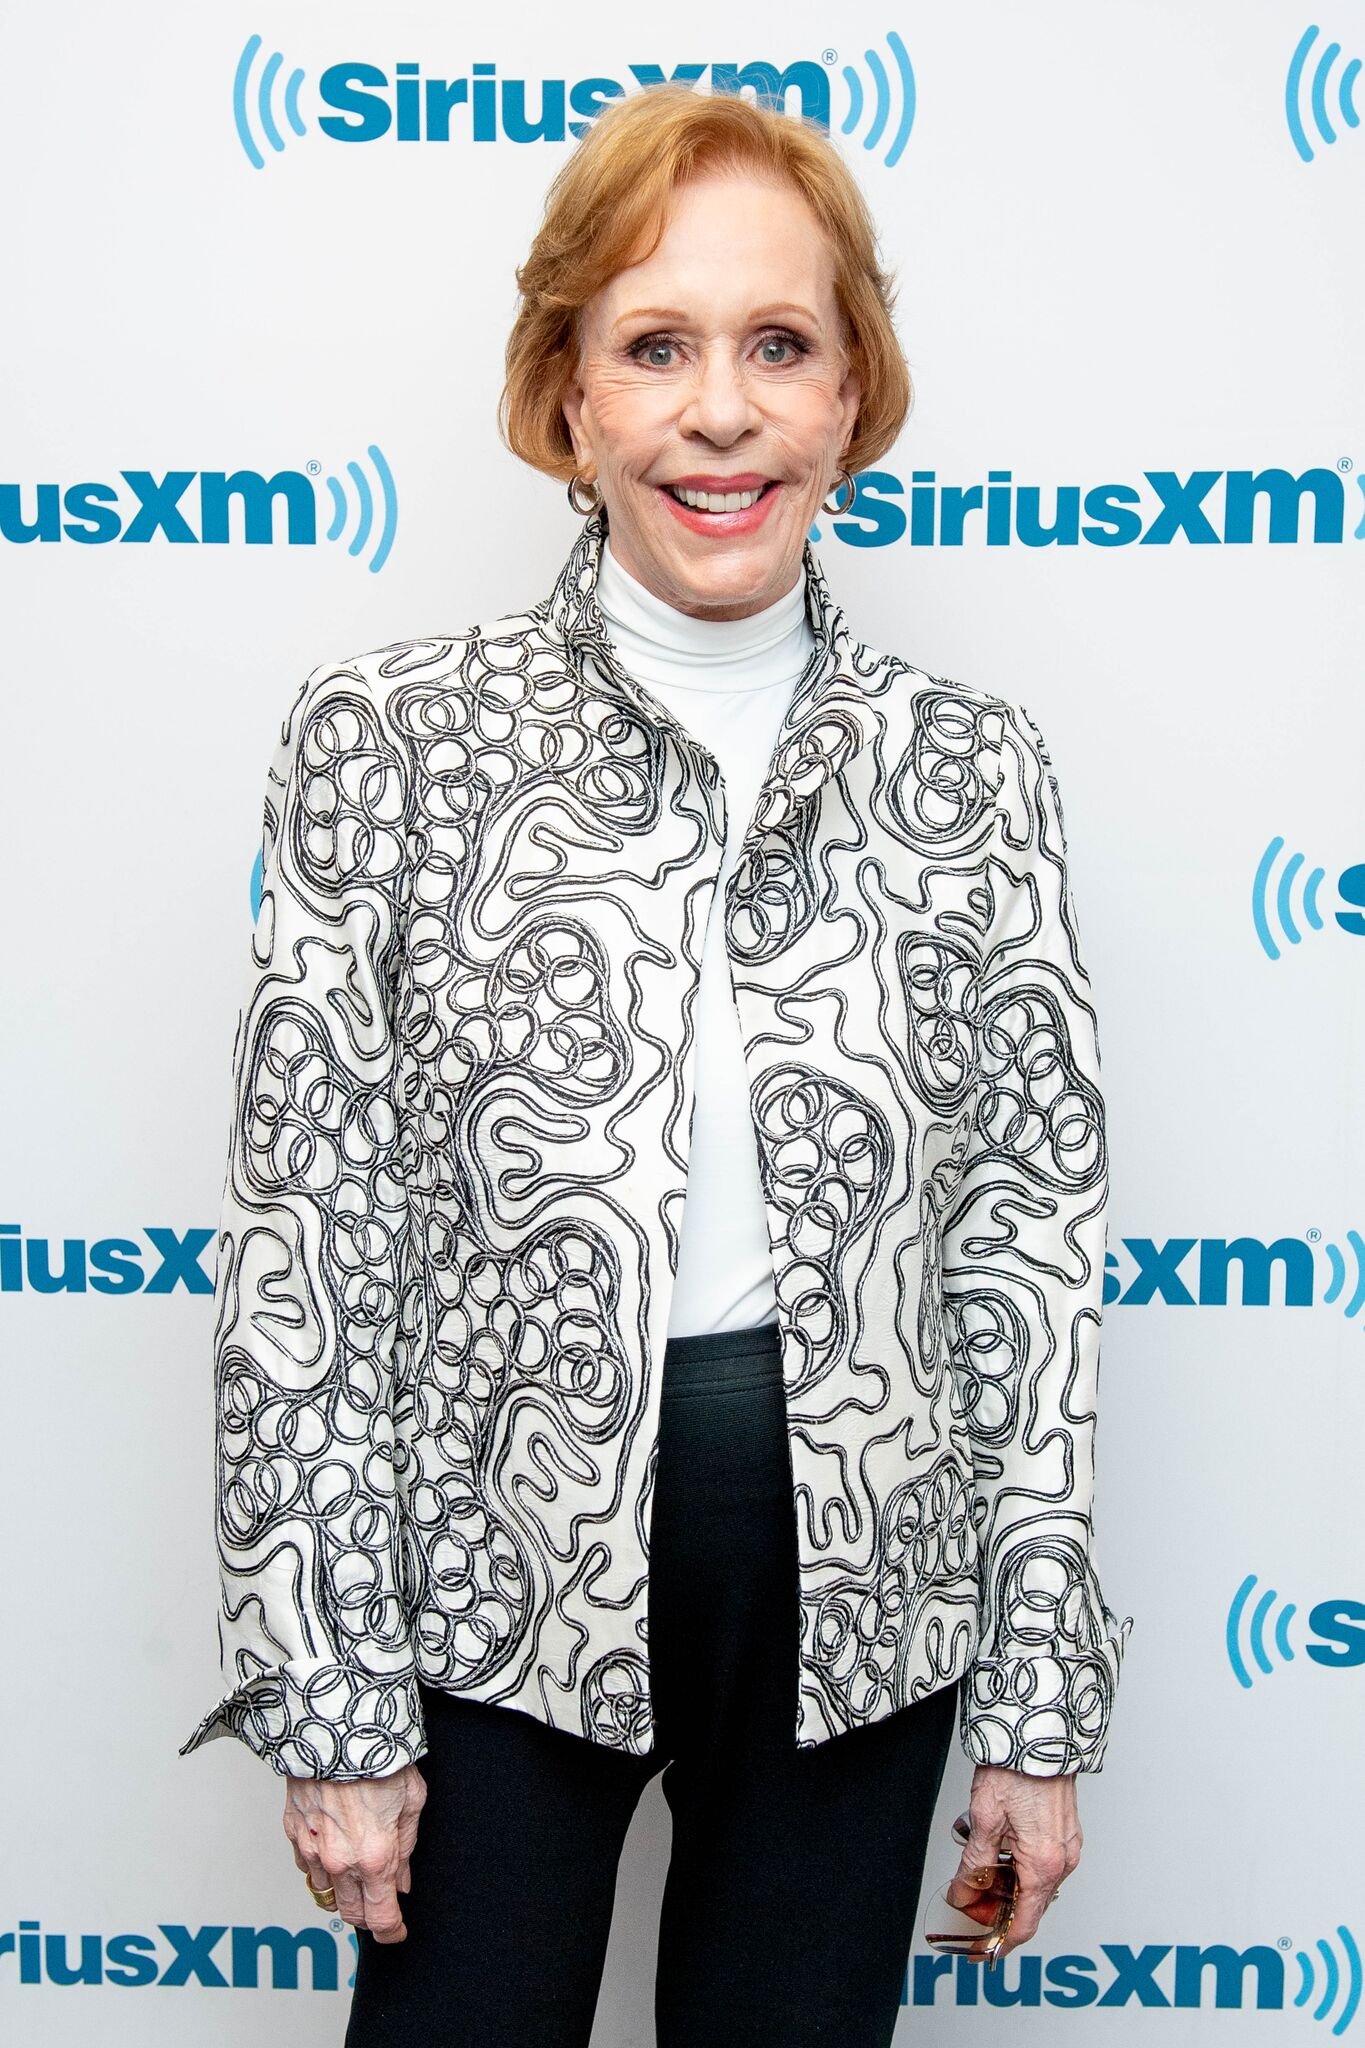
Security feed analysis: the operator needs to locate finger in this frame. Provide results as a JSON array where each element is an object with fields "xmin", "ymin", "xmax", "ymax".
[
  {"xmin": 329, "ymin": 1870, "xmax": 369, "ymax": 1932},
  {"xmin": 304, "ymin": 1858, "xmax": 336, "ymax": 1897},
  {"xmin": 944, "ymin": 1873, "xmax": 1008, "ymax": 1921},
  {"xmin": 960, "ymin": 1815, "xmax": 1007, "ymax": 1879},
  {"xmin": 359, "ymin": 1870, "xmax": 408, "ymax": 1945},
  {"xmin": 946, "ymin": 1851, "xmax": 1014, "ymax": 1910},
  {"xmin": 999, "ymin": 1910, "xmax": 1040, "ymax": 1952},
  {"xmin": 998, "ymin": 1873, "xmax": 1060, "ymax": 1950},
  {"xmin": 945, "ymin": 1890, "xmax": 1008, "ymax": 1933},
  {"xmin": 1011, "ymin": 1854, "xmax": 1066, "ymax": 1919},
  {"xmin": 284, "ymin": 1814, "xmax": 335, "ymax": 1897},
  {"xmin": 284, "ymin": 1816, "xmax": 313, "ymax": 1874},
  {"xmin": 288, "ymin": 1835, "xmax": 335, "ymax": 1898}
]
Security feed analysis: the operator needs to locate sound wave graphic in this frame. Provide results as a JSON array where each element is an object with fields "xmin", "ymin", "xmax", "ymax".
[
  {"xmin": 1320, "ymin": 1232, "xmax": 1365, "ymax": 1320},
  {"xmin": 1286, "ymin": 24, "xmax": 1362, "ymax": 162},
  {"xmin": 840, "ymin": 31, "xmax": 916, "ymax": 168},
  {"xmin": 1252, "ymin": 835, "xmax": 1327, "ymax": 959},
  {"xmin": 1226, "ymin": 1572, "xmax": 1298, "ymax": 1688},
  {"xmin": 323, "ymin": 444, "xmax": 398, "ymax": 574},
  {"xmin": 234, "ymin": 34, "xmax": 307, "ymax": 168},
  {"xmin": 1294, "ymin": 1925, "xmax": 1363, "ymax": 2035}
]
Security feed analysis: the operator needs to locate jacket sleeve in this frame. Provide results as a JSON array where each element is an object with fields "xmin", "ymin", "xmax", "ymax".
[
  {"xmin": 940, "ymin": 699, "xmax": 1133, "ymax": 1776},
  {"xmin": 178, "ymin": 659, "xmax": 427, "ymax": 1781}
]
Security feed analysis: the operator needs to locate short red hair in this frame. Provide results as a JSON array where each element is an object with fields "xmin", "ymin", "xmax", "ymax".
[{"xmin": 499, "ymin": 83, "xmax": 912, "ymax": 483}]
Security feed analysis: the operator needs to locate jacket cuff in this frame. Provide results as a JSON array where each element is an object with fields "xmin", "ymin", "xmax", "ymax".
[
  {"xmin": 179, "ymin": 1659, "xmax": 427, "ymax": 1781},
  {"xmin": 959, "ymin": 1609, "xmax": 1134, "ymax": 1776}
]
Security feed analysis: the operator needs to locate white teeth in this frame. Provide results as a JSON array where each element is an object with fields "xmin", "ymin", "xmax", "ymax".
[{"xmin": 669, "ymin": 485, "xmax": 766, "ymax": 512}]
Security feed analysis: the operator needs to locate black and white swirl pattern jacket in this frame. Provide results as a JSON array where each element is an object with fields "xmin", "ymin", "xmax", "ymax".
[{"xmin": 179, "ymin": 506, "xmax": 1133, "ymax": 1783}]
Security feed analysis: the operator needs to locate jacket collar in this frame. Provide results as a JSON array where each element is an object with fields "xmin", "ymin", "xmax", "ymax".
[{"xmin": 540, "ymin": 505, "xmax": 883, "ymax": 840}]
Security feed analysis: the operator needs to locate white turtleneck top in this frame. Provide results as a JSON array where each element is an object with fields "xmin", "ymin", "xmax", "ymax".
[{"xmin": 595, "ymin": 536, "xmax": 815, "ymax": 1340}]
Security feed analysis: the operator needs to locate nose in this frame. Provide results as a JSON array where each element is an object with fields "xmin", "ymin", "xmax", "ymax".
[{"xmin": 678, "ymin": 341, "xmax": 763, "ymax": 446}]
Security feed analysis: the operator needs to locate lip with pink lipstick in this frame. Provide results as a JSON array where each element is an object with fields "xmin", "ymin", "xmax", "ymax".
[{"xmin": 657, "ymin": 471, "xmax": 782, "ymax": 536}]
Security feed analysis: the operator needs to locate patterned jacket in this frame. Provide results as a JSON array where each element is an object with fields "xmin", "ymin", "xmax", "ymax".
[{"xmin": 179, "ymin": 506, "xmax": 1133, "ymax": 1782}]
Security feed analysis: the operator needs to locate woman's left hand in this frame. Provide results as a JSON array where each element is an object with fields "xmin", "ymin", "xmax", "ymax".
[{"xmin": 947, "ymin": 1764, "xmax": 1083, "ymax": 1957}]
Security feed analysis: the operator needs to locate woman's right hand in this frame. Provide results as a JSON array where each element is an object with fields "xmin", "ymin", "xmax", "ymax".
[{"xmin": 283, "ymin": 1764, "xmax": 428, "ymax": 1943}]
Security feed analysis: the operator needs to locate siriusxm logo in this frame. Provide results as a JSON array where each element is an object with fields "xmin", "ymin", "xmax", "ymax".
[
  {"xmin": 0, "ymin": 1918, "xmax": 357, "ymax": 1990},
  {"xmin": 20, "ymin": 1226, "xmax": 1362, "ymax": 1312},
  {"xmin": 1227, "ymin": 1573, "xmax": 1365, "ymax": 1687},
  {"xmin": 1105, "ymin": 1233, "xmax": 1365, "ymax": 1318},
  {"xmin": 1253, "ymin": 840, "xmax": 1365, "ymax": 960},
  {"xmin": 234, "ymin": 34, "xmax": 915, "ymax": 169},
  {"xmin": 1286, "ymin": 23, "xmax": 1361, "ymax": 162},
  {"xmin": 0, "ymin": 1226, "xmax": 213, "ymax": 1296},
  {"xmin": 903, "ymin": 1930, "xmax": 1361, "ymax": 2028},
  {"xmin": 0, "ymin": 446, "xmax": 398, "ymax": 573},
  {"xmin": 807, "ymin": 463, "xmax": 1365, "ymax": 548}
]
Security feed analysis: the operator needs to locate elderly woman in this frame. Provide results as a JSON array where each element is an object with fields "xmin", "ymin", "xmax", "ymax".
[{"xmin": 180, "ymin": 81, "xmax": 1132, "ymax": 2048}]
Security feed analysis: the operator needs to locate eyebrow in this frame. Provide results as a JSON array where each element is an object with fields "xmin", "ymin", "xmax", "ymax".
[{"xmin": 613, "ymin": 302, "xmax": 822, "ymax": 331}]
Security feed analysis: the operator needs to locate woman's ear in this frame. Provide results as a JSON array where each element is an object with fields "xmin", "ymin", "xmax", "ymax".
[
  {"xmin": 838, "ymin": 364, "xmax": 863, "ymax": 458},
  {"xmin": 561, "ymin": 315, "xmax": 595, "ymax": 474},
  {"xmin": 561, "ymin": 377, "xmax": 590, "ymax": 472}
]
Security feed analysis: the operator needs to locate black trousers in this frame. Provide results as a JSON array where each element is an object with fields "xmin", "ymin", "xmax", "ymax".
[{"xmin": 346, "ymin": 1323, "xmax": 959, "ymax": 2047}]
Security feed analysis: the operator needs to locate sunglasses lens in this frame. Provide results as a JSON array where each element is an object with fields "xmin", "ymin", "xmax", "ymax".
[{"xmin": 922, "ymin": 1866, "xmax": 1017, "ymax": 1956}]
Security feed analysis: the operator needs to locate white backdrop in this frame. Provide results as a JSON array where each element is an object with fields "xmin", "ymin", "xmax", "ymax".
[{"xmin": 2, "ymin": 3, "xmax": 1362, "ymax": 2040}]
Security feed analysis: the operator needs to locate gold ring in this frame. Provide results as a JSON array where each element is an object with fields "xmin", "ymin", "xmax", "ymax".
[{"xmin": 305, "ymin": 1874, "xmax": 338, "ymax": 1910}]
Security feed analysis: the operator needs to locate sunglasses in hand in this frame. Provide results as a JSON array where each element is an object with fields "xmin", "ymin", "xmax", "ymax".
[{"xmin": 921, "ymin": 1810, "xmax": 1020, "ymax": 1969}]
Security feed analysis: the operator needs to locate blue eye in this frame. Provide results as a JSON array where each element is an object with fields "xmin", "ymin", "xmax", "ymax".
[
  {"xmin": 759, "ymin": 332, "xmax": 808, "ymax": 364},
  {"xmin": 626, "ymin": 329, "xmax": 812, "ymax": 368},
  {"xmin": 630, "ymin": 335, "xmax": 683, "ymax": 368}
]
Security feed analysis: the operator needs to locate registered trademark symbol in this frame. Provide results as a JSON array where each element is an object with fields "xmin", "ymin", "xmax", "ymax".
[
  {"xmin": 331, "ymin": 1917, "xmax": 342, "ymax": 1932},
  {"xmin": 307, "ymin": 459, "xmax": 322, "ymax": 475},
  {"xmin": 1339, "ymin": 457, "xmax": 1353, "ymax": 472},
  {"xmin": 1307, "ymin": 1227, "xmax": 1321, "ymax": 1241},
  {"xmin": 823, "ymin": 48, "xmax": 838, "ymax": 64},
  {"xmin": 1279, "ymin": 1936, "xmax": 1292, "ymax": 1949}
]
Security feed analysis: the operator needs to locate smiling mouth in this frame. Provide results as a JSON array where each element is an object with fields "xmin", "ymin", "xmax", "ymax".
[{"xmin": 661, "ymin": 481, "xmax": 779, "ymax": 513}]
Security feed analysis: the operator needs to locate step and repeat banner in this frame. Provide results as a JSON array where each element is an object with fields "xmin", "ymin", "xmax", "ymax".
[{"xmin": 2, "ymin": 4, "xmax": 1361, "ymax": 2042}]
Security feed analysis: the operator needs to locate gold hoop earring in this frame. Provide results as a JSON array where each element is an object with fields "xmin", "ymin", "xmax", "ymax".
[
  {"xmin": 821, "ymin": 468, "xmax": 856, "ymax": 516},
  {"xmin": 567, "ymin": 473, "xmax": 602, "ymax": 515}
]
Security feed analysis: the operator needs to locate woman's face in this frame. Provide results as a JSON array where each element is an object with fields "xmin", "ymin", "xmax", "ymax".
[{"xmin": 562, "ymin": 169, "xmax": 861, "ymax": 622}]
